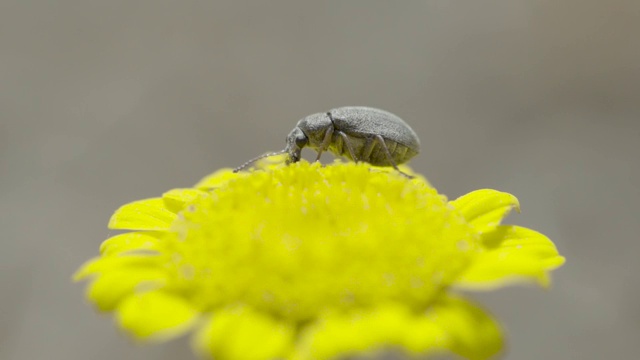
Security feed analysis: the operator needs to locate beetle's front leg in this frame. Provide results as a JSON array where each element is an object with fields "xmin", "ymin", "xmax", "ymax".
[{"xmin": 315, "ymin": 126, "xmax": 334, "ymax": 162}]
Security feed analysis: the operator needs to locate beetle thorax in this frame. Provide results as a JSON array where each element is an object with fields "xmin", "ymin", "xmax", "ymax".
[{"xmin": 297, "ymin": 113, "xmax": 334, "ymax": 150}]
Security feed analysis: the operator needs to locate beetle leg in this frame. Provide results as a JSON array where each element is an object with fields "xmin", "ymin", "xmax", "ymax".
[
  {"xmin": 360, "ymin": 137, "xmax": 376, "ymax": 162},
  {"xmin": 315, "ymin": 126, "xmax": 334, "ymax": 162},
  {"xmin": 336, "ymin": 131, "xmax": 359, "ymax": 162},
  {"xmin": 373, "ymin": 135, "xmax": 413, "ymax": 178}
]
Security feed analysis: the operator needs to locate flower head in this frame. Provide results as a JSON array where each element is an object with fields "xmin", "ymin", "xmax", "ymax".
[{"xmin": 75, "ymin": 159, "xmax": 564, "ymax": 360}]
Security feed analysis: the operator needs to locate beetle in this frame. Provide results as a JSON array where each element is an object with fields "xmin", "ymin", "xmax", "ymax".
[{"xmin": 233, "ymin": 106, "xmax": 420, "ymax": 177}]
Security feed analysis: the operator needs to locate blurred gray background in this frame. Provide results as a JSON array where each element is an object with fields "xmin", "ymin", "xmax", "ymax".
[{"xmin": 1, "ymin": 1, "xmax": 639, "ymax": 359}]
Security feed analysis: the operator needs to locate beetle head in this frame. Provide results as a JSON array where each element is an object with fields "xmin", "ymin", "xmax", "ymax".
[{"xmin": 285, "ymin": 127, "xmax": 308, "ymax": 163}]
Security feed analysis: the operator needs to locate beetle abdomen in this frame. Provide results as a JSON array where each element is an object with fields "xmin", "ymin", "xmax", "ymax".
[
  {"xmin": 331, "ymin": 135, "xmax": 418, "ymax": 166},
  {"xmin": 365, "ymin": 139, "xmax": 418, "ymax": 166}
]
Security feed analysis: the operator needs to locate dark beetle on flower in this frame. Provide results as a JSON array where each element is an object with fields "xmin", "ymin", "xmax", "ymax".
[{"xmin": 233, "ymin": 106, "xmax": 421, "ymax": 177}]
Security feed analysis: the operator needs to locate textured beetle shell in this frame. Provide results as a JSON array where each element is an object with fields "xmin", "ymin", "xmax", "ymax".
[{"xmin": 327, "ymin": 106, "xmax": 420, "ymax": 166}]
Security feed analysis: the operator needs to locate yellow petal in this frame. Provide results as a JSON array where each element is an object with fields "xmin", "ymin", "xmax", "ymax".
[
  {"xmin": 293, "ymin": 298, "xmax": 502, "ymax": 360},
  {"xmin": 108, "ymin": 198, "xmax": 177, "ymax": 230},
  {"xmin": 99, "ymin": 231, "xmax": 164, "ymax": 256},
  {"xmin": 86, "ymin": 269, "xmax": 167, "ymax": 311},
  {"xmin": 450, "ymin": 189, "xmax": 520, "ymax": 233},
  {"xmin": 162, "ymin": 188, "xmax": 210, "ymax": 213},
  {"xmin": 73, "ymin": 255, "xmax": 164, "ymax": 281},
  {"xmin": 116, "ymin": 291, "xmax": 198, "ymax": 341},
  {"xmin": 293, "ymin": 304, "xmax": 447, "ymax": 360},
  {"xmin": 193, "ymin": 306, "xmax": 294, "ymax": 360},
  {"xmin": 426, "ymin": 296, "xmax": 503, "ymax": 360},
  {"xmin": 455, "ymin": 226, "xmax": 566, "ymax": 290}
]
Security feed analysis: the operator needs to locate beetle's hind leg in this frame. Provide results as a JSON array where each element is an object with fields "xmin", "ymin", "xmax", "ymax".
[
  {"xmin": 373, "ymin": 135, "xmax": 413, "ymax": 178},
  {"xmin": 361, "ymin": 137, "xmax": 376, "ymax": 162}
]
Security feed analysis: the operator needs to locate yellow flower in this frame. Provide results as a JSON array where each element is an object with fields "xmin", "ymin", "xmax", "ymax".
[{"xmin": 75, "ymin": 159, "xmax": 564, "ymax": 360}]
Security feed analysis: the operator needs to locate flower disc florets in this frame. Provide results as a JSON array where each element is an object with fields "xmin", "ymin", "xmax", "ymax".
[{"xmin": 173, "ymin": 161, "xmax": 476, "ymax": 320}]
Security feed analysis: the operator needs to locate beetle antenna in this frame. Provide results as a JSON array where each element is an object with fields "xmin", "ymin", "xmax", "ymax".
[{"xmin": 233, "ymin": 150, "xmax": 287, "ymax": 173}]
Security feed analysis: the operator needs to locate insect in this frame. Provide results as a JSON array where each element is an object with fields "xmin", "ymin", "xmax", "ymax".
[{"xmin": 233, "ymin": 106, "xmax": 420, "ymax": 177}]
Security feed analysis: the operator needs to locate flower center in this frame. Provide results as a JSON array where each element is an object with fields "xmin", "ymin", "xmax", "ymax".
[{"xmin": 168, "ymin": 162, "xmax": 477, "ymax": 321}]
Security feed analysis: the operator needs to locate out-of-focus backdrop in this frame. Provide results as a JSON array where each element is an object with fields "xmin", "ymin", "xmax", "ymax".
[{"xmin": 1, "ymin": 1, "xmax": 638, "ymax": 359}]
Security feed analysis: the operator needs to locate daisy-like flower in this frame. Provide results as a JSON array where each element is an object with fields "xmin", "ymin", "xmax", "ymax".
[{"xmin": 75, "ymin": 159, "xmax": 564, "ymax": 360}]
